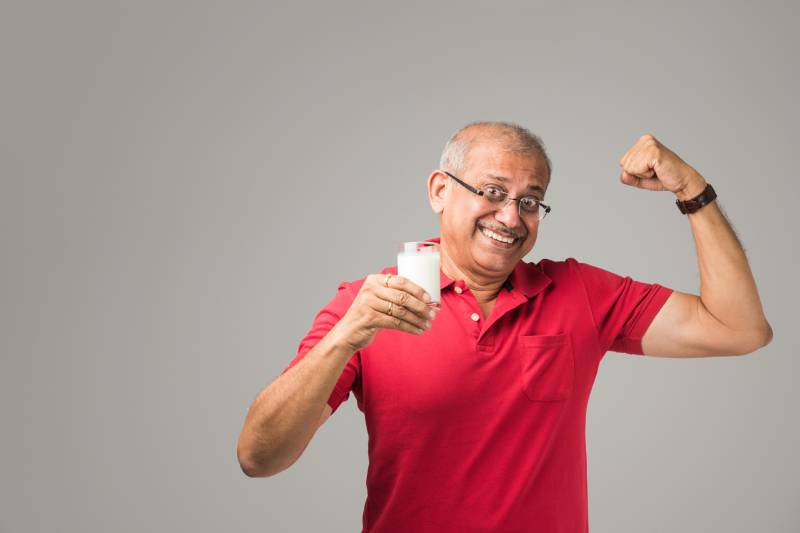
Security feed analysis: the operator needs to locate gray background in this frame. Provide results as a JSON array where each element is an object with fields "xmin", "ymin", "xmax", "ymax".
[{"xmin": 1, "ymin": 1, "xmax": 797, "ymax": 532}]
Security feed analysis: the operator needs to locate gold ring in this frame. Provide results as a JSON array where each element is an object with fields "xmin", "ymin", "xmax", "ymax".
[
  {"xmin": 387, "ymin": 301, "xmax": 394, "ymax": 316},
  {"xmin": 384, "ymin": 274, "xmax": 392, "ymax": 287}
]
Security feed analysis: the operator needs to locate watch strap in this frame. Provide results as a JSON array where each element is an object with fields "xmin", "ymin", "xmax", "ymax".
[{"xmin": 676, "ymin": 183, "xmax": 716, "ymax": 214}]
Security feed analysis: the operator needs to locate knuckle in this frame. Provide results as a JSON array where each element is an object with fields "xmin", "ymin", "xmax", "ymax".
[
  {"xmin": 392, "ymin": 317, "xmax": 402, "ymax": 328},
  {"xmin": 398, "ymin": 291, "xmax": 409, "ymax": 305}
]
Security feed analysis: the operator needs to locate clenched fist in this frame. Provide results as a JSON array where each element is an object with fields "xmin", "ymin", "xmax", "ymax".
[{"xmin": 618, "ymin": 133, "xmax": 708, "ymax": 201}]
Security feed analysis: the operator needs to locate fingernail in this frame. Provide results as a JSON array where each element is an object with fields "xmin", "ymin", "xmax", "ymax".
[
  {"xmin": 425, "ymin": 321, "xmax": 432, "ymax": 329},
  {"xmin": 428, "ymin": 309, "xmax": 436, "ymax": 319}
]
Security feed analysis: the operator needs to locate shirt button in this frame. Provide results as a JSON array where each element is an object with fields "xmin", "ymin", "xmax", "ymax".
[
  {"xmin": 470, "ymin": 312, "xmax": 480, "ymax": 321},
  {"xmin": 454, "ymin": 286, "xmax": 463, "ymax": 294}
]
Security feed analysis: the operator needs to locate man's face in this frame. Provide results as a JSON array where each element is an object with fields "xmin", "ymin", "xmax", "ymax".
[{"xmin": 439, "ymin": 141, "xmax": 549, "ymax": 277}]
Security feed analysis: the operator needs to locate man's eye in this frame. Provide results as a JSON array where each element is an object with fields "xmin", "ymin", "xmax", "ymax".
[
  {"xmin": 520, "ymin": 197, "xmax": 540, "ymax": 212},
  {"xmin": 484, "ymin": 186, "xmax": 506, "ymax": 199}
]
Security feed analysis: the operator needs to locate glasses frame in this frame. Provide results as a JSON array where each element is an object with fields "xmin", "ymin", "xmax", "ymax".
[{"xmin": 443, "ymin": 170, "xmax": 552, "ymax": 221}]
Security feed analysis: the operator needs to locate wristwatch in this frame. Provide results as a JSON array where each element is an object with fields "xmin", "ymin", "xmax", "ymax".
[{"xmin": 676, "ymin": 183, "xmax": 716, "ymax": 214}]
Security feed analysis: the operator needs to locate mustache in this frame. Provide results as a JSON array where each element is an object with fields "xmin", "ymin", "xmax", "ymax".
[{"xmin": 477, "ymin": 224, "xmax": 524, "ymax": 240}]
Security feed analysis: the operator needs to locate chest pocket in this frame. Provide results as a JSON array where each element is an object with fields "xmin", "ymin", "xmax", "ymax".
[{"xmin": 518, "ymin": 333, "xmax": 575, "ymax": 401}]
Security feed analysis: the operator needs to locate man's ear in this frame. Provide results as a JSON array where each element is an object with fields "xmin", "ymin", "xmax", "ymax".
[{"xmin": 427, "ymin": 170, "xmax": 448, "ymax": 215}]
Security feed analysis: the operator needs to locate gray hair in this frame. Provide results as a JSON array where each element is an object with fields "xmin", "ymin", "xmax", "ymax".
[{"xmin": 439, "ymin": 121, "xmax": 552, "ymax": 180}]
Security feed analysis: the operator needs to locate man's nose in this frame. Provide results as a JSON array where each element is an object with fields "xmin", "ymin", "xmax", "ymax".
[{"xmin": 494, "ymin": 199, "xmax": 523, "ymax": 229}]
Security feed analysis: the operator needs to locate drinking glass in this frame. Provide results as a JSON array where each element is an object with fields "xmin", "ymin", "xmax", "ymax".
[{"xmin": 397, "ymin": 241, "xmax": 441, "ymax": 309}]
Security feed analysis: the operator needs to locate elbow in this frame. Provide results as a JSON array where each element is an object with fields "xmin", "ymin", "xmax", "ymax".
[
  {"xmin": 759, "ymin": 321, "xmax": 774, "ymax": 348},
  {"xmin": 734, "ymin": 321, "xmax": 774, "ymax": 355},
  {"xmin": 238, "ymin": 449, "xmax": 278, "ymax": 478},
  {"xmin": 238, "ymin": 455, "xmax": 265, "ymax": 478},
  {"xmin": 237, "ymin": 439, "xmax": 293, "ymax": 478},
  {"xmin": 237, "ymin": 440, "xmax": 277, "ymax": 478},
  {"xmin": 237, "ymin": 444, "xmax": 263, "ymax": 478}
]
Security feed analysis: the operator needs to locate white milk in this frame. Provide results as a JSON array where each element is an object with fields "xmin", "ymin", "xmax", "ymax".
[{"xmin": 397, "ymin": 243, "xmax": 440, "ymax": 306}]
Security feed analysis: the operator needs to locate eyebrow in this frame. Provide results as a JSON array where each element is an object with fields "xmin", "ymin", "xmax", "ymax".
[{"xmin": 480, "ymin": 174, "xmax": 545, "ymax": 194}]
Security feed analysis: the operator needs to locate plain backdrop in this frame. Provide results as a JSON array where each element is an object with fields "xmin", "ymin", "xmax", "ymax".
[{"xmin": 1, "ymin": 1, "xmax": 798, "ymax": 532}]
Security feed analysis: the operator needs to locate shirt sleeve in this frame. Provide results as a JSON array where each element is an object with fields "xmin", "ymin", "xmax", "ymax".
[
  {"xmin": 571, "ymin": 258, "xmax": 674, "ymax": 356},
  {"xmin": 280, "ymin": 281, "xmax": 362, "ymax": 415}
]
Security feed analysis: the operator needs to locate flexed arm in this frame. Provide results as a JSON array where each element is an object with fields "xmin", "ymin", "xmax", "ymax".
[{"xmin": 616, "ymin": 134, "xmax": 772, "ymax": 357}]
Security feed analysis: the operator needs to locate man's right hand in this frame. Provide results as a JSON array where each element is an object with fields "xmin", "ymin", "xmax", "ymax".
[{"xmin": 333, "ymin": 274, "xmax": 437, "ymax": 353}]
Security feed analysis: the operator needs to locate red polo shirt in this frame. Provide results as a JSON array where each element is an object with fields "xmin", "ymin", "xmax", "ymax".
[{"xmin": 282, "ymin": 237, "xmax": 673, "ymax": 532}]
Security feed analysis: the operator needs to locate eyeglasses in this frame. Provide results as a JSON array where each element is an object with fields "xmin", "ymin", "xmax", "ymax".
[{"xmin": 443, "ymin": 171, "xmax": 552, "ymax": 221}]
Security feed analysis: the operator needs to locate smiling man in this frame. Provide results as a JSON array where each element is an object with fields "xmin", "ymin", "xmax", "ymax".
[
  {"xmin": 237, "ymin": 121, "xmax": 773, "ymax": 532},
  {"xmin": 434, "ymin": 124, "xmax": 551, "ymax": 320}
]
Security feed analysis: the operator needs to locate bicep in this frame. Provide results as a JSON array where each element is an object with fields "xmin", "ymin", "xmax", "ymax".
[{"xmin": 641, "ymin": 291, "xmax": 758, "ymax": 357}]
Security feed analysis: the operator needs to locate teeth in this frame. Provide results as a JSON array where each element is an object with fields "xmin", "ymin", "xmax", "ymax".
[{"xmin": 480, "ymin": 227, "xmax": 515, "ymax": 244}]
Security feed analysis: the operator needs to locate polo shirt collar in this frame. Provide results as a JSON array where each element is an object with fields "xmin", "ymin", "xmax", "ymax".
[{"xmin": 423, "ymin": 236, "xmax": 552, "ymax": 299}]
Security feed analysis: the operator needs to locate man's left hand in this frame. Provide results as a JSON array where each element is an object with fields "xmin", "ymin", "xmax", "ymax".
[{"xmin": 618, "ymin": 134, "xmax": 707, "ymax": 201}]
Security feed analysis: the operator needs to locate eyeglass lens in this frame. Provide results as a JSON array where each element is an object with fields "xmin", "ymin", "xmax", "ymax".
[{"xmin": 482, "ymin": 190, "xmax": 546, "ymax": 220}]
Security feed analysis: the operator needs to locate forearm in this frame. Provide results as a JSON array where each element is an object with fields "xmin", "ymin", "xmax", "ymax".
[
  {"xmin": 678, "ymin": 178, "xmax": 772, "ymax": 341},
  {"xmin": 237, "ymin": 322, "xmax": 354, "ymax": 477}
]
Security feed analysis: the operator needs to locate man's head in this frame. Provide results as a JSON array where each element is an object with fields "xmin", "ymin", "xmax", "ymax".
[{"xmin": 428, "ymin": 121, "xmax": 551, "ymax": 280}]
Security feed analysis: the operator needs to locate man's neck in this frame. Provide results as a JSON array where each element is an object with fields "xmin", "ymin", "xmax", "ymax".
[{"xmin": 440, "ymin": 247, "xmax": 508, "ymax": 304}]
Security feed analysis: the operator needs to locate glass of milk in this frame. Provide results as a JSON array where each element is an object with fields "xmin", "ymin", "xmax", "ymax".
[{"xmin": 397, "ymin": 241, "xmax": 441, "ymax": 309}]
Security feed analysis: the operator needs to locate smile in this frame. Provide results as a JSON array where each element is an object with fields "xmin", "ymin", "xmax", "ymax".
[{"xmin": 479, "ymin": 227, "xmax": 518, "ymax": 247}]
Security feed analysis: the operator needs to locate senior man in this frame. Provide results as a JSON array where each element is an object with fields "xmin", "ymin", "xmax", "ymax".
[{"xmin": 237, "ymin": 122, "xmax": 772, "ymax": 532}]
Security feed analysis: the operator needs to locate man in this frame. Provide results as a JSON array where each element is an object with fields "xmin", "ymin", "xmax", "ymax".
[{"xmin": 237, "ymin": 122, "xmax": 772, "ymax": 532}]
